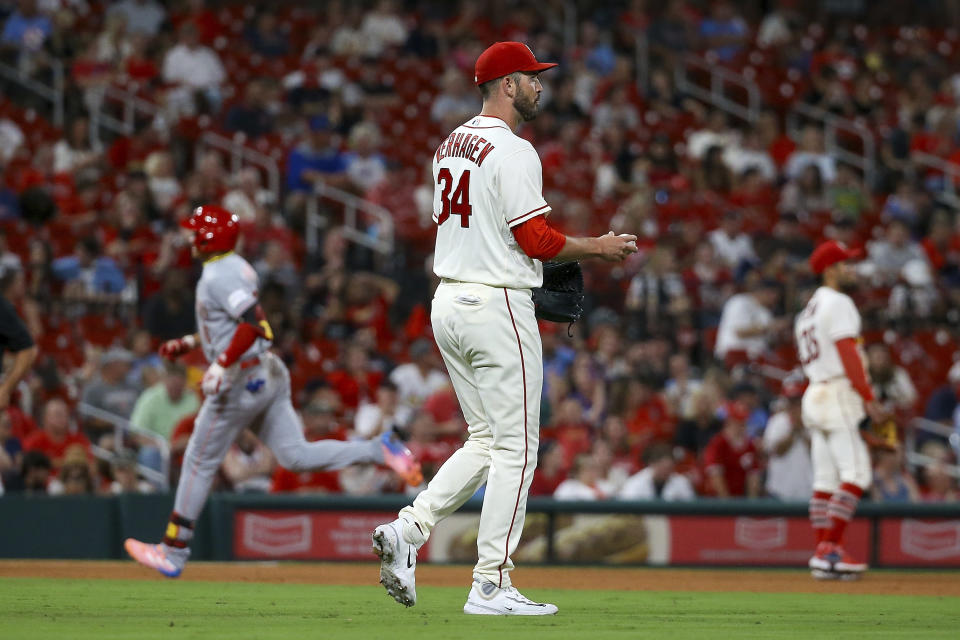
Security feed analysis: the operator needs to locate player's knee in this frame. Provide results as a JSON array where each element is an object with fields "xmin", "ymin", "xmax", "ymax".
[
  {"xmin": 840, "ymin": 465, "xmax": 872, "ymax": 490},
  {"xmin": 273, "ymin": 444, "xmax": 308, "ymax": 471}
]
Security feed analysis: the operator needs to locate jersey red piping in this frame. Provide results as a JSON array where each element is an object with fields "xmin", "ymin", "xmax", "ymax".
[
  {"xmin": 499, "ymin": 288, "xmax": 529, "ymax": 588},
  {"xmin": 507, "ymin": 204, "xmax": 550, "ymax": 224}
]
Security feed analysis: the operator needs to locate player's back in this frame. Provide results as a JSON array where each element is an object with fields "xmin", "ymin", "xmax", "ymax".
[
  {"xmin": 794, "ymin": 286, "xmax": 861, "ymax": 384},
  {"xmin": 431, "ymin": 115, "xmax": 549, "ymax": 290}
]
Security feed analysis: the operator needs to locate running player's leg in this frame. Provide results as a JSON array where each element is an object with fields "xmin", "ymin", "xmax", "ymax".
[
  {"xmin": 160, "ymin": 393, "xmax": 256, "ymax": 565},
  {"xmin": 469, "ymin": 288, "xmax": 542, "ymax": 589},
  {"xmin": 258, "ymin": 389, "xmax": 382, "ymax": 471},
  {"xmin": 260, "ymin": 404, "xmax": 383, "ymax": 469},
  {"xmin": 399, "ymin": 286, "xmax": 494, "ymax": 545}
]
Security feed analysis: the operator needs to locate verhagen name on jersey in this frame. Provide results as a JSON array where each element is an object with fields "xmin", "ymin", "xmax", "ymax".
[{"xmin": 431, "ymin": 115, "xmax": 551, "ymax": 290}]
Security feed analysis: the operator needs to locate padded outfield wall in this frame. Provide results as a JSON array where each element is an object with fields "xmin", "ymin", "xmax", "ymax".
[{"xmin": 1, "ymin": 494, "xmax": 959, "ymax": 568}]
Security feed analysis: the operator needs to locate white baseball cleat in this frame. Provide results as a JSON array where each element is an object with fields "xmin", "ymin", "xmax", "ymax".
[
  {"xmin": 463, "ymin": 579, "xmax": 558, "ymax": 616},
  {"xmin": 372, "ymin": 519, "xmax": 417, "ymax": 607}
]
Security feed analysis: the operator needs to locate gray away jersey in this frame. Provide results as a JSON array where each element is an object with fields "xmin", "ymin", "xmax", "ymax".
[{"xmin": 195, "ymin": 253, "xmax": 269, "ymax": 364}]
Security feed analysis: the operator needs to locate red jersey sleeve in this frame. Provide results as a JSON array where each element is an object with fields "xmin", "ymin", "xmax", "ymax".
[
  {"xmin": 835, "ymin": 337, "xmax": 875, "ymax": 402},
  {"xmin": 510, "ymin": 215, "xmax": 566, "ymax": 261}
]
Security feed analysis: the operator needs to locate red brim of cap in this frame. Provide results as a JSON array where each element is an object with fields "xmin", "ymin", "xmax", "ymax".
[
  {"xmin": 523, "ymin": 62, "xmax": 558, "ymax": 74},
  {"xmin": 179, "ymin": 217, "xmax": 198, "ymax": 230}
]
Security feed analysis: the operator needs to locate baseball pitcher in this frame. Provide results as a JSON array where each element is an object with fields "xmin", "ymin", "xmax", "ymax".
[
  {"xmin": 372, "ymin": 42, "xmax": 637, "ymax": 615},
  {"xmin": 125, "ymin": 205, "xmax": 421, "ymax": 577}
]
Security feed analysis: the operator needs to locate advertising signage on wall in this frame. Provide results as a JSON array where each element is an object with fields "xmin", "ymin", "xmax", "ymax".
[{"xmin": 232, "ymin": 509, "xmax": 960, "ymax": 568}]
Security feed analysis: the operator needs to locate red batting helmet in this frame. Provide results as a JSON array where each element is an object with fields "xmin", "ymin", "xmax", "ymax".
[{"xmin": 180, "ymin": 205, "xmax": 239, "ymax": 253}]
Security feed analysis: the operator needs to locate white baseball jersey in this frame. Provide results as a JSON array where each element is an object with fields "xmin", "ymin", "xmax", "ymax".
[
  {"xmin": 431, "ymin": 114, "xmax": 550, "ymax": 289},
  {"xmin": 794, "ymin": 286, "xmax": 862, "ymax": 383}
]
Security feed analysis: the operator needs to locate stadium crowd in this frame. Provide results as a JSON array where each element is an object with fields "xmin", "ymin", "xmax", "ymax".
[{"xmin": 1, "ymin": 0, "xmax": 959, "ymax": 503}]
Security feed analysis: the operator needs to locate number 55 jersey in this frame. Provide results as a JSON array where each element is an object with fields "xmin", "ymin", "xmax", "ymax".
[
  {"xmin": 794, "ymin": 286, "xmax": 864, "ymax": 384},
  {"xmin": 431, "ymin": 114, "xmax": 550, "ymax": 289}
]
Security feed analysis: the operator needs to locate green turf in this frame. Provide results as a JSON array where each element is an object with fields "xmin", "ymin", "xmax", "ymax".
[{"xmin": 1, "ymin": 577, "xmax": 957, "ymax": 639}]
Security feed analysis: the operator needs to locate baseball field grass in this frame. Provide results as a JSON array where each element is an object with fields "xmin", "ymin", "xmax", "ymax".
[{"xmin": 2, "ymin": 567, "xmax": 959, "ymax": 640}]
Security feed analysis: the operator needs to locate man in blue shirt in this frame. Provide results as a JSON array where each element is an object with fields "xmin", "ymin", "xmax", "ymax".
[
  {"xmin": 286, "ymin": 116, "xmax": 349, "ymax": 193},
  {"xmin": 1, "ymin": 0, "xmax": 52, "ymax": 52},
  {"xmin": 285, "ymin": 116, "xmax": 351, "ymax": 220},
  {"xmin": 699, "ymin": 1, "xmax": 748, "ymax": 62}
]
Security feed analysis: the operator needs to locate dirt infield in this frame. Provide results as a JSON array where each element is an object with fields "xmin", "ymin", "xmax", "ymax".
[{"xmin": 2, "ymin": 560, "xmax": 958, "ymax": 597}]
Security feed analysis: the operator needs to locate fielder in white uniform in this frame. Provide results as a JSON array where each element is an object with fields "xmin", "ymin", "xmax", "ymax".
[
  {"xmin": 372, "ymin": 42, "xmax": 637, "ymax": 615},
  {"xmin": 795, "ymin": 240, "xmax": 884, "ymax": 579}
]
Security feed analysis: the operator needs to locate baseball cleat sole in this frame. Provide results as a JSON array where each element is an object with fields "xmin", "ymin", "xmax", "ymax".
[{"xmin": 372, "ymin": 530, "xmax": 415, "ymax": 607}]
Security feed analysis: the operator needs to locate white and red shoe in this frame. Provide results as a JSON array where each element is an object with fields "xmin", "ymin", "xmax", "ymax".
[
  {"xmin": 124, "ymin": 539, "xmax": 183, "ymax": 578},
  {"xmin": 808, "ymin": 541, "xmax": 835, "ymax": 572},
  {"xmin": 808, "ymin": 541, "xmax": 867, "ymax": 573},
  {"xmin": 832, "ymin": 545, "xmax": 868, "ymax": 573}
]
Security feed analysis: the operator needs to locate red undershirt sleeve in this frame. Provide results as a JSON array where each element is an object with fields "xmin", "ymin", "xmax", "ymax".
[
  {"xmin": 511, "ymin": 215, "xmax": 567, "ymax": 261},
  {"xmin": 216, "ymin": 323, "xmax": 260, "ymax": 368},
  {"xmin": 835, "ymin": 337, "xmax": 875, "ymax": 403}
]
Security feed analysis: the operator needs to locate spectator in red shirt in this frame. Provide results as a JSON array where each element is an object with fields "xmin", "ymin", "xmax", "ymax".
[
  {"xmin": 327, "ymin": 343, "xmax": 383, "ymax": 411},
  {"xmin": 625, "ymin": 375, "xmax": 674, "ymax": 451},
  {"xmin": 528, "ymin": 440, "xmax": 567, "ymax": 497},
  {"xmin": 702, "ymin": 401, "xmax": 761, "ymax": 497},
  {"xmin": 22, "ymin": 398, "xmax": 92, "ymax": 472}
]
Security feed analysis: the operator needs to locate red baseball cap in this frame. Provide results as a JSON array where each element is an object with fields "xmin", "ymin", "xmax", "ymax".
[
  {"xmin": 474, "ymin": 41, "xmax": 558, "ymax": 86},
  {"xmin": 809, "ymin": 240, "xmax": 862, "ymax": 275}
]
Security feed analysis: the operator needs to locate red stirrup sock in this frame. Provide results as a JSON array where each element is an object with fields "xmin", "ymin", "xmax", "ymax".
[
  {"xmin": 826, "ymin": 483, "xmax": 863, "ymax": 544},
  {"xmin": 809, "ymin": 490, "xmax": 832, "ymax": 544}
]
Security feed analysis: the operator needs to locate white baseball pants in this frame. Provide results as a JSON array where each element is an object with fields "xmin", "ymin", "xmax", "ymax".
[
  {"xmin": 400, "ymin": 281, "xmax": 543, "ymax": 588},
  {"xmin": 801, "ymin": 379, "xmax": 872, "ymax": 492}
]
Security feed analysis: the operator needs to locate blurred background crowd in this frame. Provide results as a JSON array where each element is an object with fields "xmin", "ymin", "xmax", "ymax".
[{"xmin": 1, "ymin": 0, "xmax": 960, "ymax": 503}]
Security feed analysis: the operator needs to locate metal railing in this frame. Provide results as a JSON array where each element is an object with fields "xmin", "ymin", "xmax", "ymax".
[
  {"xmin": 0, "ymin": 58, "xmax": 64, "ymax": 127},
  {"xmin": 905, "ymin": 417, "xmax": 960, "ymax": 479},
  {"xmin": 635, "ymin": 32, "xmax": 650, "ymax": 94},
  {"xmin": 910, "ymin": 151, "xmax": 960, "ymax": 209},
  {"xmin": 785, "ymin": 102, "xmax": 877, "ymax": 188},
  {"xmin": 305, "ymin": 181, "xmax": 395, "ymax": 256},
  {"xmin": 673, "ymin": 53, "xmax": 761, "ymax": 123},
  {"xmin": 92, "ymin": 84, "xmax": 161, "ymax": 138},
  {"xmin": 77, "ymin": 402, "xmax": 170, "ymax": 490},
  {"xmin": 195, "ymin": 130, "xmax": 282, "ymax": 201}
]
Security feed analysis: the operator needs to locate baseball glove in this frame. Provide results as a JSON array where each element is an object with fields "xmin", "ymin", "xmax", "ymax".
[
  {"xmin": 858, "ymin": 416, "xmax": 899, "ymax": 451},
  {"xmin": 532, "ymin": 261, "xmax": 584, "ymax": 325}
]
